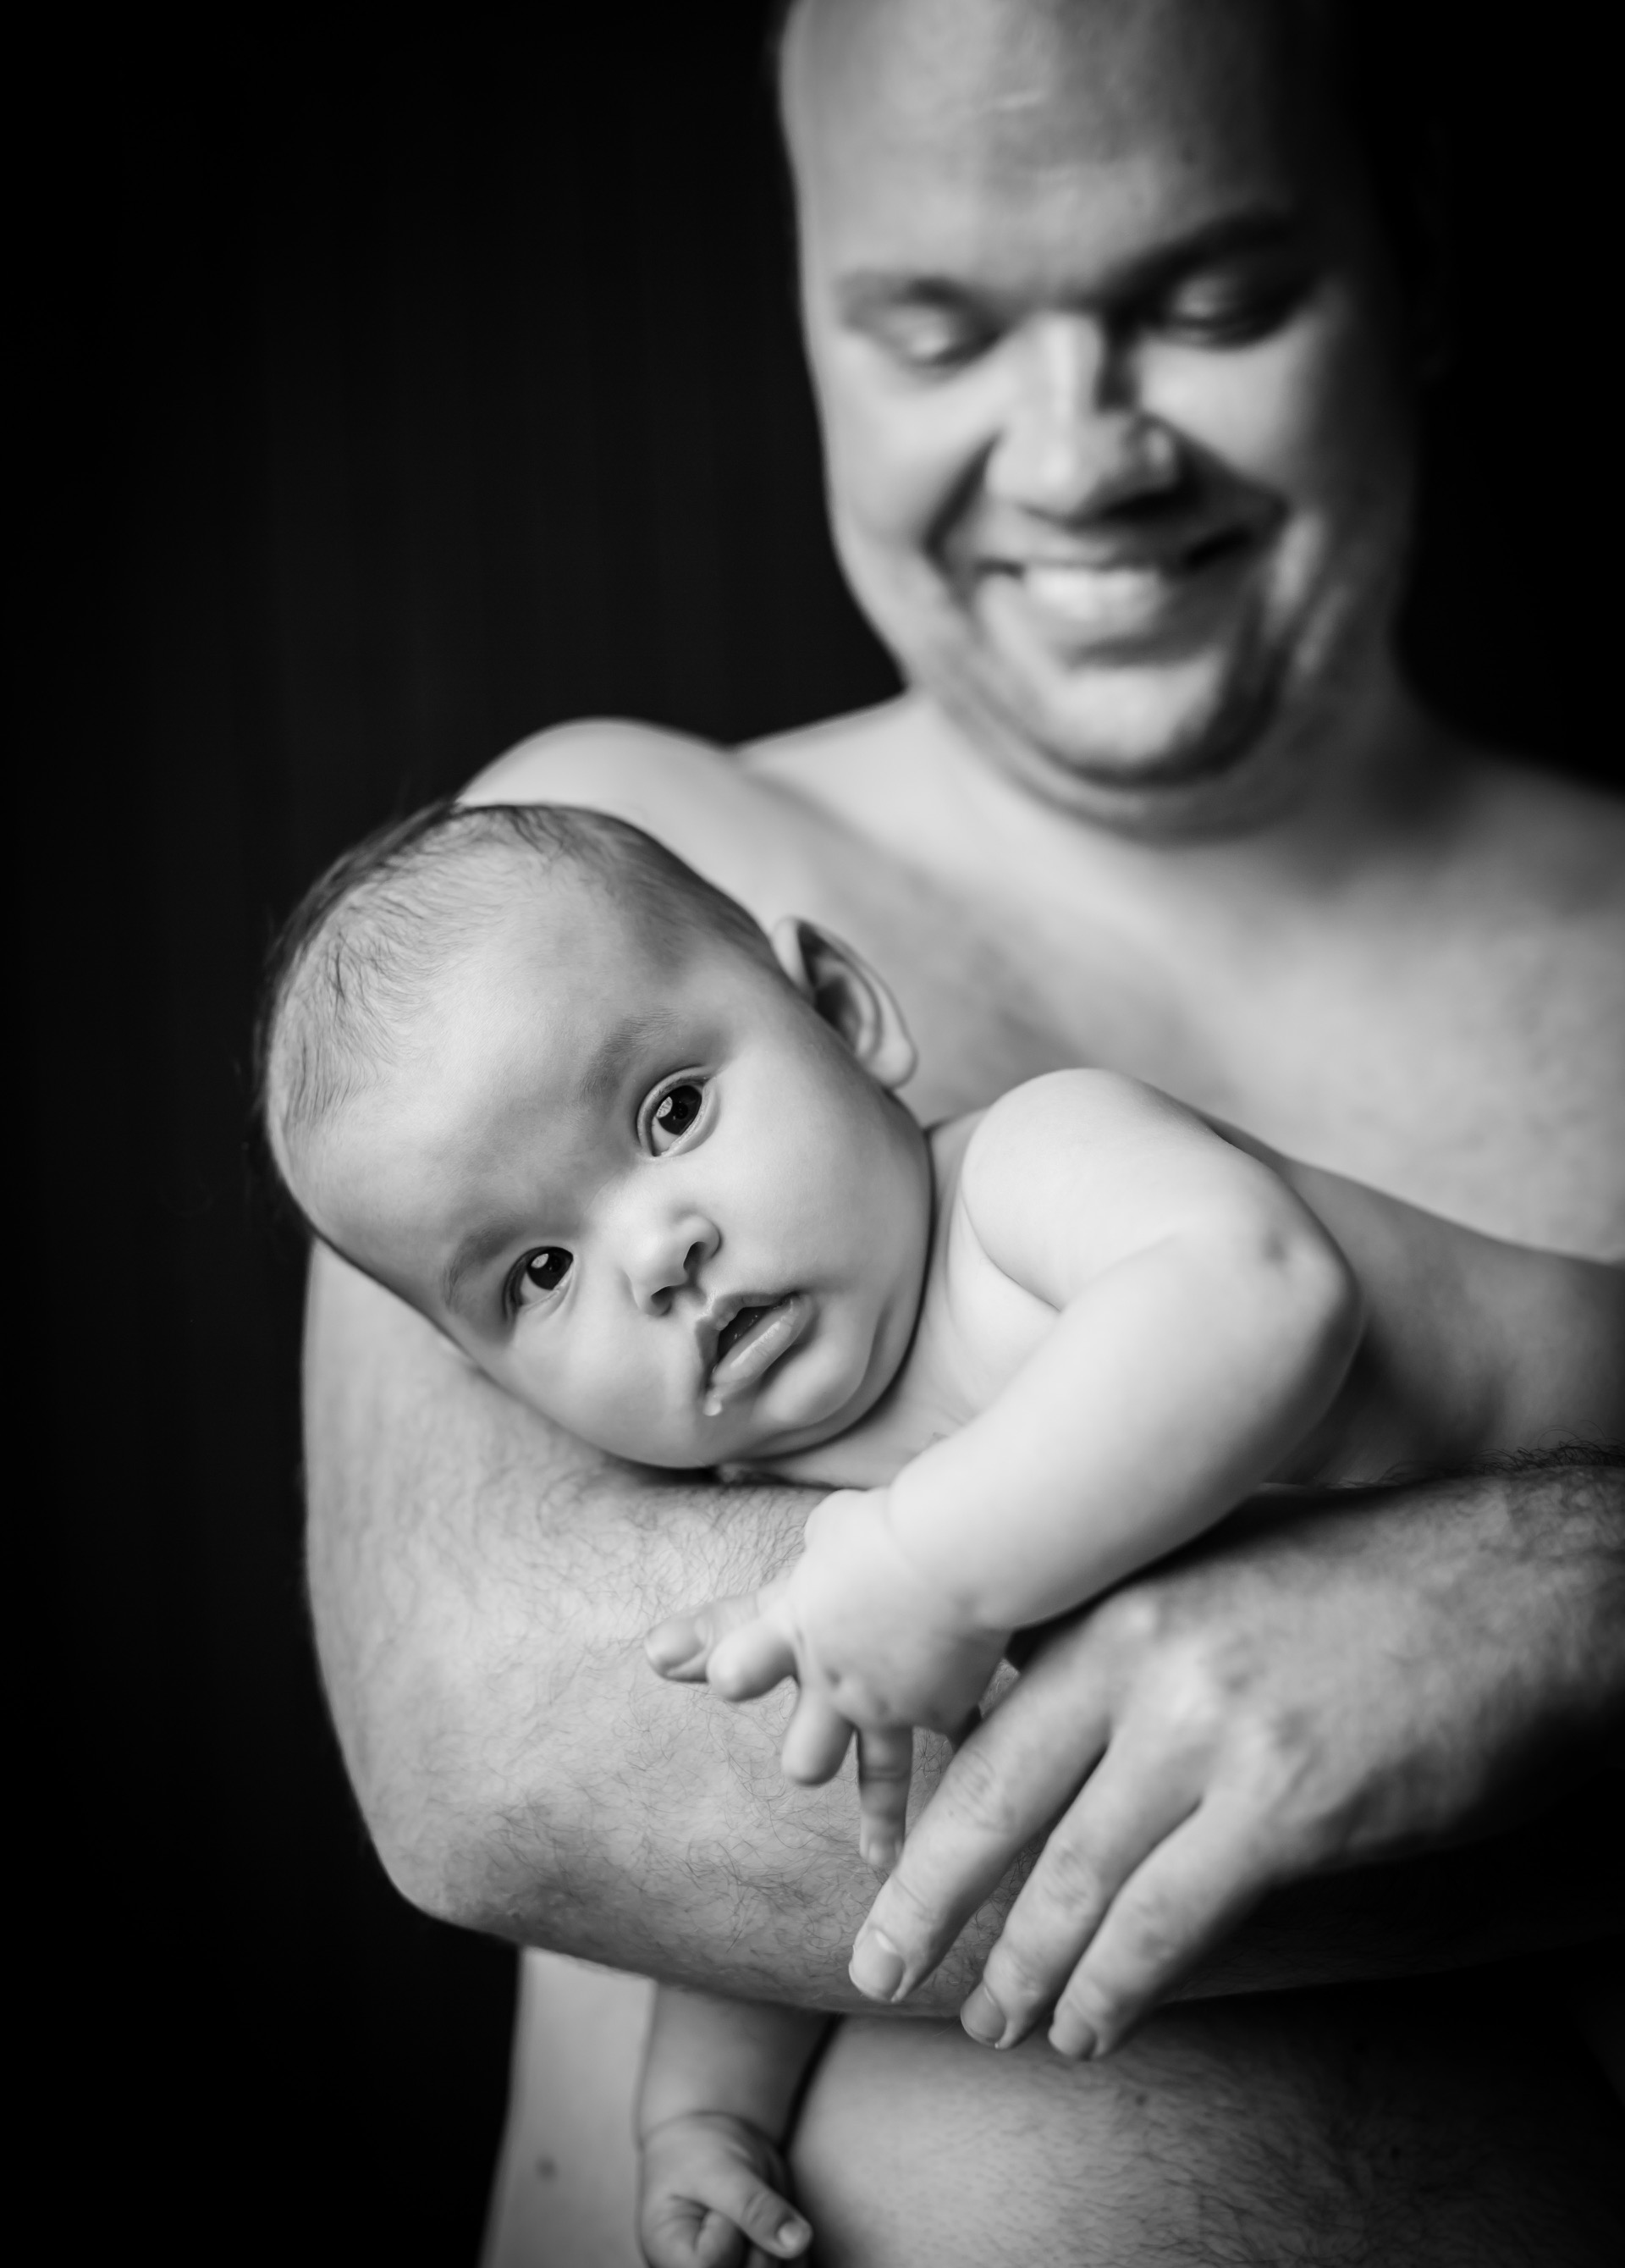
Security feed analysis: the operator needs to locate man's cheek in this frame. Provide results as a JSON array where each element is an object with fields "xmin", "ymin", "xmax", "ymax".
[
  {"xmin": 825, "ymin": 394, "xmax": 982, "ymax": 553},
  {"xmin": 1150, "ymin": 317, "xmax": 1364, "ymax": 498}
]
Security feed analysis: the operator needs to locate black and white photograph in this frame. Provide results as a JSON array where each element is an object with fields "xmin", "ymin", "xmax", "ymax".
[{"xmin": 28, "ymin": 3, "xmax": 1622, "ymax": 2260}]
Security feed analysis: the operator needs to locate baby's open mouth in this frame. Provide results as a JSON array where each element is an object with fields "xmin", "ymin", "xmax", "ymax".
[{"xmin": 703, "ymin": 1293, "xmax": 811, "ymax": 1416}]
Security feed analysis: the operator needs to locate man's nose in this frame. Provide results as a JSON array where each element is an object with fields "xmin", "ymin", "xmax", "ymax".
[
  {"xmin": 621, "ymin": 1202, "xmax": 720, "ymax": 1315},
  {"xmin": 985, "ymin": 314, "xmax": 1179, "ymax": 521}
]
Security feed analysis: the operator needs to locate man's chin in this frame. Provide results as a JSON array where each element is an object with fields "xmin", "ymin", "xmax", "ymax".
[{"xmin": 937, "ymin": 655, "xmax": 1293, "ymax": 832}]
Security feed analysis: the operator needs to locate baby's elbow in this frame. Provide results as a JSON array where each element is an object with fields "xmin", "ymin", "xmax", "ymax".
[
  {"xmin": 1209, "ymin": 1195, "xmax": 1364, "ymax": 1389},
  {"xmin": 1260, "ymin": 1207, "xmax": 1365, "ymax": 1385}
]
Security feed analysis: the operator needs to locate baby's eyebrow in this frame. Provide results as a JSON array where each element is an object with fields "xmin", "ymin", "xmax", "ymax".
[
  {"xmin": 441, "ymin": 1220, "xmax": 527, "ymax": 1319},
  {"xmin": 574, "ymin": 1011, "xmax": 680, "ymax": 1107}
]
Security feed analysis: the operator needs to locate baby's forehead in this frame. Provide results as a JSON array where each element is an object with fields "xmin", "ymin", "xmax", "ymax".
[{"xmin": 475, "ymin": 872, "xmax": 714, "ymax": 1001}]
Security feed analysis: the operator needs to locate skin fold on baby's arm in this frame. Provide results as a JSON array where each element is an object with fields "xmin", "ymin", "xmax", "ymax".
[
  {"xmin": 637, "ymin": 1987, "xmax": 826, "ymax": 2268},
  {"xmin": 650, "ymin": 1071, "xmax": 1625, "ymax": 1872}
]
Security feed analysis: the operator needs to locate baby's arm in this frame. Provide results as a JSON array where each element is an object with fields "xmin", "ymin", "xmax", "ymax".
[
  {"xmin": 637, "ymin": 1986, "xmax": 826, "ymax": 2268},
  {"xmin": 656, "ymin": 1073, "xmax": 1363, "ymax": 1860},
  {"xmin": 870, "ymin": 1072, "xmax": 1363, "ymax": 1631}
]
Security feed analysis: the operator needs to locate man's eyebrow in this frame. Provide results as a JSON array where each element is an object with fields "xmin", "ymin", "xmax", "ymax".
[{"xmin": 834, "ymin": 207, "xmax": 1308, "ymax": 323}]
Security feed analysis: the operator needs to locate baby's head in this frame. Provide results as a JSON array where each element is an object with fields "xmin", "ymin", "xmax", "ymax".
[{"xmin": 262, "ymin": 801, "xmax": 930, "ymax": 1467}]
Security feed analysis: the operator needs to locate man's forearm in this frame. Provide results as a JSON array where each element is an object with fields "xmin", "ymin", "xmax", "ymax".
[
  {"xmin": 306, "ymin": 1248, "xmax": 1623, "ymax": 2011},
  {"xmin": 306, "ymin": 1245, "xmax": 930, "ymax": 1999}
]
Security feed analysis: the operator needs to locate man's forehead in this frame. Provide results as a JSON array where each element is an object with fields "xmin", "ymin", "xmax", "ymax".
[{"xmin": 784, "ymin": 0, "xmax": 1330, "ymax": 228}]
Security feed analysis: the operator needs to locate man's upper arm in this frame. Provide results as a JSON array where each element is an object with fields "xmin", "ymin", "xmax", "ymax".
[{"xmin": 460, "ymin": 720, "xmax": 812, "ymax": 914}]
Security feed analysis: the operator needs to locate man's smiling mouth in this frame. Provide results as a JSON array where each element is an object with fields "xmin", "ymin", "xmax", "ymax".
[
  {"xmin": 702, "ymin": 1294, "xmax": 812, "ymax": 1416},
  {"xmin": 959, "ymin": 497, "xmax": 1274, "ymax": 653}
]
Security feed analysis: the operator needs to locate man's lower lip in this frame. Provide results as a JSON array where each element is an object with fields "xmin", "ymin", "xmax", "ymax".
[{"xmin": 703, "ymin": 1294, "xmax": 811, "ymax": 1415}]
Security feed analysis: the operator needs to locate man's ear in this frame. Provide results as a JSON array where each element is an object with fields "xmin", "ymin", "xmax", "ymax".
[{"xmin": 770, "ymin": 918, "xmax": 917, "ymax": 1090}]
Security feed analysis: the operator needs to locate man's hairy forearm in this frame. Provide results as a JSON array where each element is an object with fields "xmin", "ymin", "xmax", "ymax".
[
  {"xmin": 306, "ymin": 1250, "xmax": 1623, "ymax": 2013},
  {"xmin": 306, "ymin": 1247, "xmax": 906, "ymax": 1999}
]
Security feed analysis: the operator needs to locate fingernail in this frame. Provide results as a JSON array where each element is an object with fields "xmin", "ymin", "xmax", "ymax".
[
  {"xmin": 1048, "ymin": 2010, "xmax": 1097, "ymax": 2061},
  {"xmin": 960, "ymin": 1983, "xmax": 1006, "ymax": 2045},
  {"xmin": 859, "ymin": 1829, "xmax": 901, "ymax": 1873},
  {"xmin": 775, "ymin": 2215, "xmax": 810, "ymax": 2253},
  {"xmin": 850, "ymin": 1927, "xmax": 907, "ymax": 2001}
]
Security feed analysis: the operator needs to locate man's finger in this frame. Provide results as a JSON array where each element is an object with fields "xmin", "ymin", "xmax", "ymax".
[
  {"xmin": 646, "ymin": 1583, "xmax": 790, "ymax": 1681},
  {"xmin": 857, "ymin": 1724, "xmax": 915, "ymax": 1871},
  {"xmin": 849, "ymin": 1636, "xmax": 1111, "ymax": 2001},
  {"xmin": 1046, "ymin": 1794, "xmax": 1276, "ymax": 2059},
  {"xmin": 780, "ymin": 1690, "xmax": 854, "ymax": 1785},
  {"xmin": 963, "ymin": 1730, "xmax": 1200, "ymax": 2047}
]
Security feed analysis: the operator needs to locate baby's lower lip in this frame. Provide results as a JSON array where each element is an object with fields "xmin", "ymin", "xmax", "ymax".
[{"xmin": 703, "ymin": 1294, "xmax": 811, "ymax": 1415}]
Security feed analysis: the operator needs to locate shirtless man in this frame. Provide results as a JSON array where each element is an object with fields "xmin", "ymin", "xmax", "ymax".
[{"xmin": 306, "ymin": 2, "xmax": 1625, "ymax": 2259}]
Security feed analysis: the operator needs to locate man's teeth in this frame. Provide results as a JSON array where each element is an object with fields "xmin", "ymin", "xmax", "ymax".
[{"xmin": 1022, "ymin": 563, "xmax": 1171, "ymax": 625}]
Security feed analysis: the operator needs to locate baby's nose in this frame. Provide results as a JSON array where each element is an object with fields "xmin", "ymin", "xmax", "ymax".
[{"xmin": 626, "ymin": 1210, "xmax": 719, "ymax": 1313}]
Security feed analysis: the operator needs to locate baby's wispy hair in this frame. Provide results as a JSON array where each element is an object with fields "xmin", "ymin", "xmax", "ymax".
[{"xmin": 257, "ymin": 798, "xmax": 775, "ymax": 1178}]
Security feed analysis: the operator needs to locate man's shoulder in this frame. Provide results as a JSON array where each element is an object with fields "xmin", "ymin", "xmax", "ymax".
[
  {"xmin": 460, "ymin": 715, "xmax": 846, "ymax": 918},
  {"xmin": 460, "ymin": 702, "xmax": 934, "ymax": 935},
  {"xmin": 465, "ymin": 715, "xmax": 755, "ymax": 830},
  {"xmin": 1452, "ymin": 753, "xmax": 1625, "ymax": 924}
]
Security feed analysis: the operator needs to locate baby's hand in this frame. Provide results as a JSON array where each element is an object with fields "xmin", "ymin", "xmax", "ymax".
[
  {"xmin": 638, "ymin": 2111, "xmax": 810, "ymax": 2268},
  {"xmin": 647, "ymin": 1489, "xmax": 1007, "ymax": 1868}
]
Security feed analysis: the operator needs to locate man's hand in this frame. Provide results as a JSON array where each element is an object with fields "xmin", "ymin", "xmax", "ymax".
[
  {"xmin": 844, "ymin": 1464, "xmax": 1625, "ymax": 2059},
  {"xmin": 638, "ymin": 2112, "xmax": 811, "ymax": 2268},
  {"xmin": 646, "ymin": 1489, "xmax": 1005, "ymax": 1869}
]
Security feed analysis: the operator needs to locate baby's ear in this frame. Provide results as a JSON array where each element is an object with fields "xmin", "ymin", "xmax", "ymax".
[{"xmin": 771, "ymin": 918, "xmax": 917, "ymax": 1090}]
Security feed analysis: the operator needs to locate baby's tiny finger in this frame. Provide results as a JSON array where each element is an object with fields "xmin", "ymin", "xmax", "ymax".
[
  {"xmin": 708, "ymin": 1620, "xmax": 798, "ymax": 1702},
  {"xmin": 639, "ymin": 2192, "xmax": 730, "ymax": 2268},
  {"xmin": 646, "ymin": 1613, "xmax": 713, "ymax": 1680},
  {"xmin": 857, "ymin": 1724, "xmax": 914, "ymax": 1871},
  {"xmin": 689, "ymin": 2162, "xmax": 811, "ymax": 2261},
  {"xmin": 780, "ymin": 1691, "xmax": 854, "ymax": 1785}
]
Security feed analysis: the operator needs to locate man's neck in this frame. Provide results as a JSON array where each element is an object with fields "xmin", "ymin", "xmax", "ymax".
[{"xmin": 902, "ymin": 662, "xmax": 1472, "ymax": 930}]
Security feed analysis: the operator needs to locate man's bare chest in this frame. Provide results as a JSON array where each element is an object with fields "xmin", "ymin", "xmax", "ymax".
[{"xmin": 738, "ymin": 781, "xmax": 1623, "ymax": 1257}]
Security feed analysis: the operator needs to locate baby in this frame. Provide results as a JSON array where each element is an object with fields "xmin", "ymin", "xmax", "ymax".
[{"xmin": 263, "ymin": 798, "xmax": 1622, "ymax": 2268}]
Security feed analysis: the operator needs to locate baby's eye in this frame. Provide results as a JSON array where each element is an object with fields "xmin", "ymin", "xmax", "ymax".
[
  {"xmin": 647, "ymin": 1079, "xmax": 706, "ymax": 1153},
  {"xmin": 514, "ymin": 1247, "xmax": 572, "ymax": 1305}
]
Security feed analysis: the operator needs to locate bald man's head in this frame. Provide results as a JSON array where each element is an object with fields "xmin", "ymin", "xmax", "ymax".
[
  {"xmin": 777, "ymin": 0, "xmax": 1438, "ymax": 297},
  {"xmin": 771, "ymin": 0, "xmax": 1427, "ymax": 833}
]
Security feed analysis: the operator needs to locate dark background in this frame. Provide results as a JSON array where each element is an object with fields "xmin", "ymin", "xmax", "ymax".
[{"xmin": 24, "ymin": 6, "xmax": 1613, "ymax": 2260}]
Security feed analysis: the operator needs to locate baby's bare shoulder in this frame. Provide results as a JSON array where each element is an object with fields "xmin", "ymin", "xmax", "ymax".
[
  {"xmin": 964, "ymin": 1069, "xmax": 1200, "ymax": 1184},
  {"xmin": 958, "ymin": 1071, "xmax": 1281, "ymax": 1298}
]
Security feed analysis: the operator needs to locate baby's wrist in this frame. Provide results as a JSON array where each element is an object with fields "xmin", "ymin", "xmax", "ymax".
[
  {"xmin": 641, "ymin": 2106, "xmax": 784, "ymax": 2152},
  {"xmin": 873, "ymin": 1477, "xmax": 1007, "ymax": 1639}
]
